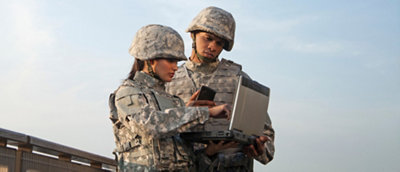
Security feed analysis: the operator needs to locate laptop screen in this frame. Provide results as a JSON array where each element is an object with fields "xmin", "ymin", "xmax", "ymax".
[{"xmin": 229, "ymin": 76, "xmax": 270, "ymax": 136}]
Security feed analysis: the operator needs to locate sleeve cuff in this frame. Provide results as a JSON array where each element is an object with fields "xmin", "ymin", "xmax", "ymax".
[{"xmin": 196, "ymin": 107, "xmax": 209, "ymax": 124}]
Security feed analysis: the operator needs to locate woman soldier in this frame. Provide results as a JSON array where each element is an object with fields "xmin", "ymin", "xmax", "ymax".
[{"xmin": 109, "ymin": 24, "xmax": 232, "ymax": 171}]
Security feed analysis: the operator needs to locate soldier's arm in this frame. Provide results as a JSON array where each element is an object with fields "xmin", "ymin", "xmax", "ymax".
[
  {"xmin": 115, "ymin": 86, "xmax": 209, "ymax": 138},
  {"xmin": 254, "ymin": 112, "xmax": 275, "ymax": 164}
]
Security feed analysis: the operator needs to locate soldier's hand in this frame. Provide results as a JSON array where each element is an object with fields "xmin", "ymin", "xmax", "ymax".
[
  {"xmin": 209, "ymin": 104, "xmax": 231, "ymax": 119},
  {"xmin": 186, "ymin": 90, "xmax": 216, "ymax": 107},
  {"xmin": 187, "ymin": 100, "xmax": 215, "ymax": 107},
  {"xmin": 243, "ymin": 136, "xmax": 268, "ymax": 158},
  {"xmin": 205, "ymin": 141, "xmax": 239, "ymax": 156}
]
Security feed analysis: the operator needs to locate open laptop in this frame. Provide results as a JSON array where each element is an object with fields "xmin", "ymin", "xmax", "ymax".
[{"xmin": 180, "ymin": 76, "xmax": 270, "ymax": 145}]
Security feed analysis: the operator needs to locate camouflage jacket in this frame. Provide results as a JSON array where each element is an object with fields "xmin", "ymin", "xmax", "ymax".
[
  {"xmin": 109, "ymin": 71, "xmax": 210, "ymax": 171},
  {"xmin": 166, "ymin": 58, "xmax": 275, "ymax": 171}
]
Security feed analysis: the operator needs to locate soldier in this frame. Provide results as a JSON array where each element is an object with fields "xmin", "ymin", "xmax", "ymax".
[
  {"xmin": 166, "ymin": 7, "xmax": 275, "ymax": 171},
  {"xmin": 109, "ymin": 24, "xmax": 233, "ymax": 171}
]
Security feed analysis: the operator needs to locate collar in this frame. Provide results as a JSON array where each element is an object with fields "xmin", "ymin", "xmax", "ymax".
[
  {"xmin": 185, "ymin": 58, "xmax": 220, "ymax": 74},
  {"xmin": 133, "ymin": 71, "xmax": 165, "ymax": 92}
]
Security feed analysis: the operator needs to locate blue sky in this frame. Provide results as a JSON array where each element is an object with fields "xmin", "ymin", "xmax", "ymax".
[{"xmin": 0, "ymin": 0, "xmax": 399, "ymax": 171}]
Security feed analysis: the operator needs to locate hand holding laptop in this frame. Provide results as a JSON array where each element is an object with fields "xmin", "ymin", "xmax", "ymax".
[
  {"xmin": 205, "ymin": 140, "xmax": 239, "ymax": 156},
  {"xmin": 242, "ymin": 136, "xmax": 268, "ymax": 158}
]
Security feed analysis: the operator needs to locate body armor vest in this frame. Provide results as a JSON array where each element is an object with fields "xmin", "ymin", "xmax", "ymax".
[{"xmin": 166, "ymin": 58, "xmax": 242, "ymax": 131}]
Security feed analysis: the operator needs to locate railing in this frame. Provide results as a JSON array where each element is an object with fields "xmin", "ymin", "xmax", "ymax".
[{"xmin": 0, "ymin": 128, "xmax": 117, "ymax": 172}]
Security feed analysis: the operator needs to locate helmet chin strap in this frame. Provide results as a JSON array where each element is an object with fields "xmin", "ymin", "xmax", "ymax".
[
  {"xmin": 146, "ymin": 60, "xmax": 162, "ymax": 81},
  {"xmin": 192, "ymin": 34, "xmax": 218, "ymax": 63}
]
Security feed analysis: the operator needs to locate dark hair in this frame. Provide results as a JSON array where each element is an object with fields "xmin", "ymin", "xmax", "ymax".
[{"xmin": 128, "ymin": 59, "xmax": 144, "ymax": 80}]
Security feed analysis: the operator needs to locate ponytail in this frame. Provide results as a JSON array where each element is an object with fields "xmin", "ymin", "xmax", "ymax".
[{"xmin": 128, "ymin": 59, "xmax": 144, "ymax": 80}]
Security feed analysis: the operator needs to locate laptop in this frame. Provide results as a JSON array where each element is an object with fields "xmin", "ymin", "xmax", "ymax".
[{"xmin": 180, "ymin": 76, "xmax": 270, "ymax": 145}]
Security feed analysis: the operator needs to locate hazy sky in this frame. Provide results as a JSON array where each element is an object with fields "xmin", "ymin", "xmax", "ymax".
[{"xmin": 1, "ymin": 0, "xmax": 399, "ymax": 171}]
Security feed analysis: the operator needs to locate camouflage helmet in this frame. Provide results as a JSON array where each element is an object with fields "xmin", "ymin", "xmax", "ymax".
[
  {"xmin": 129, "ymin": 24, "xmax": 187, "ymax": 61},
  {"xmin": 186, "ymin": 6, "xmax": 236, "ymax": 51}
]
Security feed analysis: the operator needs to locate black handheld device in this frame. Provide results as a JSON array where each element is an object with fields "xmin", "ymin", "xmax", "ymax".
[{"xmin": 196, "ymin": 86, "xmax": 216, "ymax": 101}]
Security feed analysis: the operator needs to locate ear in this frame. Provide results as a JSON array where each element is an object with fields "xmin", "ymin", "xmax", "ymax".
[{"xmin": 149, "ymin": 59, "xmax": 158, "ymax": 72}]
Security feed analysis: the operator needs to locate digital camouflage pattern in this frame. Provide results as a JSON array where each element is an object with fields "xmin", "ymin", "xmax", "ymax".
[
  {"xmin": 109, "ymin": 71, "xmax": 210, "ymax": 171},
  {"xmin": 129, "ymin": 24, "xmax": 187, "ymax": 61},
  {"xmin": 166, "ymin": 59, "xmax": 275, "ymax": 171},
  {"xmin": 166, "ymin": 59, "xmax": 242, "ymax": 131},
  {"xmin": 186, "ymin": 6, "xmax": 236, "ymax": 51}
]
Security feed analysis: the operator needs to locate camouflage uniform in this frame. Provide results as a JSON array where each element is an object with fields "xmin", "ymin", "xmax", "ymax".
[
  {"xmin": 166, "ymin": 59, "xmax": 275, "ymax": 171},
  {"xmin": 110, "ymin": 71, "xmax": 210, "ymax": 171},
  {"xmin": 166, "ymin": 7, "xmax": 275, "ymax": 171},
  {"xmin": 109, "ymin": 24, "xmax": 210, "ymax": 171}
]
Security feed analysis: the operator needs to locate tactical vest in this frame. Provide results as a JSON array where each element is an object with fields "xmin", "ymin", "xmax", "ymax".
[
  {"xmin": 109, "ymin": 79, "xmax": 194, "ymax": 171},
  {"xmin": 167, "ymin": 59, "xmax": 274, "ymax": 170},
  {"xmin": 166, "ymin": 58, "xmax": 242, "ymax": 131}
]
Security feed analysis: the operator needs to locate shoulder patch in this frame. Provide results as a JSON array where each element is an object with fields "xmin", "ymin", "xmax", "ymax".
[{"xmin": 115, "ymin": 86, "xmax": 142, "ymax": 100}]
